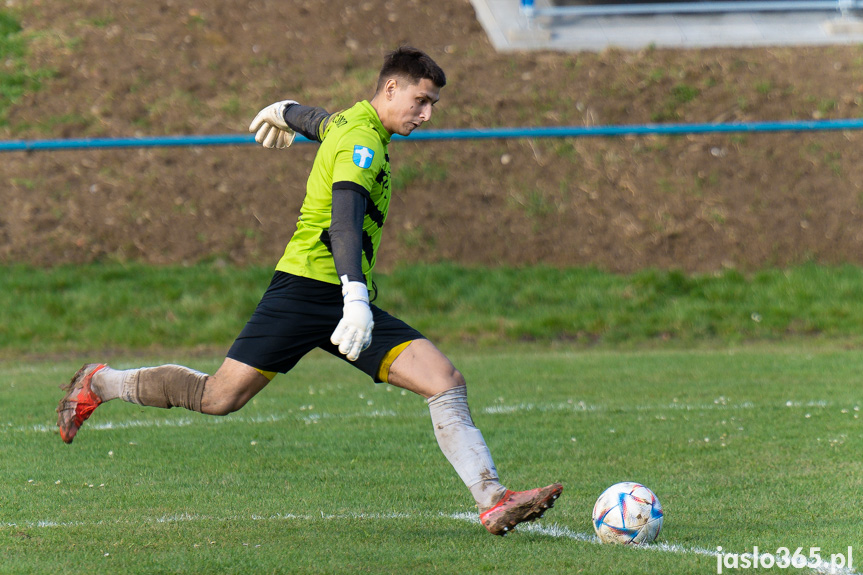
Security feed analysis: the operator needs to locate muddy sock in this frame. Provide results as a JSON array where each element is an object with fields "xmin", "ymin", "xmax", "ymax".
[
  {"xmin": 94, "ymin": 365, "xmax": 207, "ymax": 412},
  {"xmin": 90, "ymin": 366, "xmax": 125, "ymax": 401},
  {"xmin": 427, "ymin": 385, "xmax": 508, "ymax": 511}
]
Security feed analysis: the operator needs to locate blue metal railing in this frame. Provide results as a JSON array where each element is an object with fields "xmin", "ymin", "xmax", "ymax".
[
  {"xmin": 519, "ymin": 0, "xmax": 863, "ymax": 18},
  {"xmin": 3, "ymin": 119, "xmax": 863, "ymax": 152}
]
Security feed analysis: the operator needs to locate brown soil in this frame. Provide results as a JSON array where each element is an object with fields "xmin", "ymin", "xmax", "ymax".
[{"xmin": 3, "ymin": 0, "xmax": 863, "ymax": 273}]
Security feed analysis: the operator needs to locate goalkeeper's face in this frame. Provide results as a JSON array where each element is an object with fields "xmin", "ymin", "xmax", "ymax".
[{"xmin": 382, "ymin": 77, "xmax": 441, "ymax": 137}]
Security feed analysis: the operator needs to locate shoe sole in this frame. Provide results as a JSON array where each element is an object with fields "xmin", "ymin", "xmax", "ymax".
[{"xmin": 482, "ymin": 483, "xmax": 563, "ymax": 536}]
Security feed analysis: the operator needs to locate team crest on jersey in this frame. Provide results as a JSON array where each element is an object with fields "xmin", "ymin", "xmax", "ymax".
[{"xmin": 353, "ymin": 145, "xmax": 375, "ymax": 169}]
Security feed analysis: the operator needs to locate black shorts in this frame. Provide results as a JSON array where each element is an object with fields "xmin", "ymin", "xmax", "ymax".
[{"xmin": 227, "ymin": 271, "xmax": 424, "ymax": 382}]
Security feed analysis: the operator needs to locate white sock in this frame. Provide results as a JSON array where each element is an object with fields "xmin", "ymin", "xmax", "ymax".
[
  {"xmin": 90, "ymin": 366, "xmax": 132, "ymax": 402},
  {"xmin": 427, "ymin": 385, "xmax": 507, "ymax": 511}
]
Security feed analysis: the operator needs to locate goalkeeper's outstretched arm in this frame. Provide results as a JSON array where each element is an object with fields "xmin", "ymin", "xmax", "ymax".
[
  {"xmin": 248, "ymin": 101, "xmax": 330, "ymax": 148},
  {"xmin": 284, "ymin": 104, "xmax": 331, "ymax": 143}
]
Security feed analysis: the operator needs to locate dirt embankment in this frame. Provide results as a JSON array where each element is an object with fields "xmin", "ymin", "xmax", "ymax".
[{"xmin": 3, "ymin": 0, "xmax": 863, "ymax": 273}]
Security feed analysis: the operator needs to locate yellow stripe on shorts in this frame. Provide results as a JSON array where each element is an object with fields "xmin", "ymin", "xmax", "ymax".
[
  {"xmin": 377, "ymin": 340, "xmax": 413, "ymax": 383},
  {"xmin": 255, "ymin": 368, "xmax": 277, "ymax": 381}
]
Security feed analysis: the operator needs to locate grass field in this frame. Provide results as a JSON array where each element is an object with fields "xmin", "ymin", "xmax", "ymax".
[
  {"xmin": 2, "ymin": 344, "xmax": 861, "ymax": 574},
  {"xmin": 6, "ymin": 262, "xmax": 863, "ymax": 357}
]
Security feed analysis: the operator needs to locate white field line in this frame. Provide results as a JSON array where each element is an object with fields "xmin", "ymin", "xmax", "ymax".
[
  {"xmin": 479, "ymin": 400, "xmax": 760, "ymax": 415},
  {"xmin": 1, "ymin": 511, "xmax": 856, "ymax": 574},
  {"xmin": 6, "ymin": 409, "xmax": 402, "ymax": 435},
  {"xmin": 479, "ymin": 399, "xmax": 851, "ymax": 415},
  {"xmin": 3, "ymin": 397, "xmax": 846, "ymax": 435}
]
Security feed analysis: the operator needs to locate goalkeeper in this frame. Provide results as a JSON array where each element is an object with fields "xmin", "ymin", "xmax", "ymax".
[{"xmin": 56, "ymin": 46, "xmax": 561, "ymax": 536}]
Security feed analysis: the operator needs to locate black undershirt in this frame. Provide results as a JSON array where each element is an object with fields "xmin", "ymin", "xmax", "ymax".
[
  {"xmin": 329, "ymin": 189, "xmax": 366, "ymax": 284},
  {"xmin": 283, "ymin": 103, "xmax": 330, "ymax": 143}
]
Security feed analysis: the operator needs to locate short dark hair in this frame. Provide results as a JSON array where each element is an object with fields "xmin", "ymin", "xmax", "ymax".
[{"xmin": 374, "ymin": 46, "xmax": 446, "ymax": 94}]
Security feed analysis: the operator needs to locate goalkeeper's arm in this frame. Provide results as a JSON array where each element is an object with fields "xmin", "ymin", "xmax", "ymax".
[
  {"xmin": 283, "ymin": 104, "xmax": 331, "ymax": 143},
  {"xmin": 248, "ymin": 101, "xmax": 331, "ymax": 148},
  {"xmin": 328, "ymin": 186, "xmax": 373, "ymax": 361},
  {"xmin": 329, "ymin": 187, "xmax": 367, "ymax": 284}
]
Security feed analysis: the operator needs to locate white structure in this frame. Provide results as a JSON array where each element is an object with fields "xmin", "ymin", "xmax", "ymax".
[{"xmin": 470, "ymin": 0, "xmax": 863, "ymax": 51}]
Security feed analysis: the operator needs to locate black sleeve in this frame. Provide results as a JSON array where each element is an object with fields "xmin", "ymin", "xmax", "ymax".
[
  {"xmin": 283, "ymin": 103, "xmax": 331, "ymax": 143},
  {"xmin": 329, "ymin": 187, "xmax": 367, "ymax": 285}
]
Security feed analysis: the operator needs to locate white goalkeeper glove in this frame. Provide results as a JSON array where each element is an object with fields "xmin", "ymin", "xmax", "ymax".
[
  {"xmin": 248, "ymin": 100, "xmax": 298, "ymax": 149},
  {"xmin": 330, "ymin": 276, "xmax": 374, "ymax": 362}
]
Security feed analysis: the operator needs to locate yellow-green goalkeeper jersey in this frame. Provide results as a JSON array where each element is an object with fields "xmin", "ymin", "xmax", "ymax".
[{"xmin": 276, "ymin": 100, "xmax": 392, "ymax": 287}]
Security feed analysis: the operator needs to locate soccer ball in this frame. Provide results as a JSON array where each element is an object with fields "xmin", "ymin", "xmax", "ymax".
[{"xmin": 592, "ymin": 481, "xmax": 664, "ymax": 545}]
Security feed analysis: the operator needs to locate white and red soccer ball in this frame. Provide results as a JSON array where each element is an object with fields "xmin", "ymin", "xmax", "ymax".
[{"xmin": 592, "ymin": 481, "xmax": 664, "ymax": 545}]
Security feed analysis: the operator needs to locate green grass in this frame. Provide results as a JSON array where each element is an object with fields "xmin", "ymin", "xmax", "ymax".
[
  {"xmin": 4, "ymin": 262, "xmax": 863, "ymax": 358},
  {"xmin": 1, "ymin": 347, "xmax": 861, "ymax": 574},
  {"xmin": 0, "ymin": 10, "xmax": 52, "ymax": 126},
  {"xmin": 2, "ymin": 263, "xmax": 863, "ymax": 572},
  {"xmin": 651, "ymin": 83, "xmax": 701, "ymax": 122}
]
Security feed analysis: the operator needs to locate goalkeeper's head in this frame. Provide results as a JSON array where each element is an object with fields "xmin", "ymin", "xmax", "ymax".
[
  {"xmin": 375, "ymin": 46, "xmax": 447, "ymax": 94},
  {"xmin": 372, "ymin": 46, "xmax": 446, "ymax": 137}
]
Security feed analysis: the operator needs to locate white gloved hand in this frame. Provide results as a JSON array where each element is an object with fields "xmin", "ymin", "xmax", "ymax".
[
  {"xmin": 248, "ymin": 100, "xmax": 298, "ymax": 149},
  {"xmin": 330, "ymin": 277, "xmax": 374, "ymax": 362}
]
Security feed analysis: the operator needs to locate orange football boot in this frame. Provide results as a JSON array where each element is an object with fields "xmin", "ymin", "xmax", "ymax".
[
  {"xmin": 56, "ymin": 363, "xmax": 108, "ymax": 444},
  {"xmin": 480, "ymin": 482, "xmax": 563, "ymax": 536}
]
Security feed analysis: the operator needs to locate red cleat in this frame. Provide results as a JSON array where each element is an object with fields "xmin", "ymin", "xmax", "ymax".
[
  {"xmin": 480, "ymin": 483, "xmax": 563, "ymax": 536},
  {"xmin": 56, "ymin": 363, "xmax": 107, "ymax": 444}
]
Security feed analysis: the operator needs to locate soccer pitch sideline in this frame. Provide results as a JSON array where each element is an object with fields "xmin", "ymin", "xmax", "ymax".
[{"xmin": 1, "ymin": 346, "xmax": 861, "ymax": 574}]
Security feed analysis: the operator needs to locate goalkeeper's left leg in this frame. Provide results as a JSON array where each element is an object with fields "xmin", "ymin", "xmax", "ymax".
[{"xmin": 385, "ymin": 339, "xmax": 563, "ymax": 534}]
